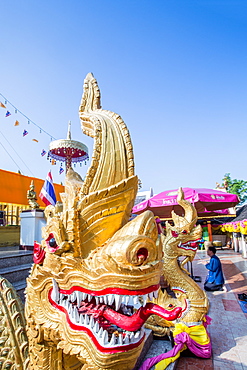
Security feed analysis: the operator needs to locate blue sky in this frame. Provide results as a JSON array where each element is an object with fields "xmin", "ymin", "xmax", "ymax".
[{"xmin": 0, "ymin": 1, "xmax": 246, "ymax": 194}]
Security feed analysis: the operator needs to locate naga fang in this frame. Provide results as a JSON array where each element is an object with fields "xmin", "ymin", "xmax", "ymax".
[{"xmin": 23, "ymin": 73, "xmax": 182, "ymax": 370}]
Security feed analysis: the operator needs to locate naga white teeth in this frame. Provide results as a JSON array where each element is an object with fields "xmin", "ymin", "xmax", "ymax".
[
  {"xmin": 114, "ymin": 294, "xmax": 122, "ymax": 311},
  {"xmin": 51, "ymin": 279, "xmax": 154, "ymax": 347},
  {"xmin": 51, "ymin": 278, "xmax": 60, "ymax": 303},
  {"xmin": 90, "ymin": 316, "xmax": 95, "ymax": 329},
  {"xmin": 110, "ymin": 333, "xmax": 116, "ymax": 346},
  {"xmin": 118, "ymin": 333, "xmax": 123, "ymax": 345},
  {"xmin": 153, "ymin": 290, "xmax": 159, "ymax": 299},
  {"xmin": 76, "ymin": 291, "xmax": 83, "ymax": 307},
  {"xmin": 142, "ymin": 294, "xmax": 147, "ymax": 307},
  {"xmin": 108, "ymin": 294, "xmax": 114, "ymax": 305},
  {"xmin": 102, "ymin": 330, "xmax": 108, "ymax": 345}
]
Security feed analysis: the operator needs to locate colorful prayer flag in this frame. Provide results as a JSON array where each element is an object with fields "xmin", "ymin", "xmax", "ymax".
[
  {"xmin": 59, "ymin": 167, "xmax": 64, "ymax": 174},
  {"xmin": 0, "ymin": 102, "xmax": 6, "ymax": 108},
  {"xmin": 41, "ymin": 149, "xmax": 47, "ymax": 156},
  {"xmin": 51, "ymin": 159, "xmax": 56, "ymax": 165},
  {"xmin": 5, "ymin": 111, "xmax": 11, "ymax": 117},
  {"xmin": 14, "ymin": 120, "xmax": 19, "ymax": 126},
  {"xmin": 32, "ymin": 139, "xmax": 38, "ymax": 143},
  {"xmin": 39, "ymin": 171, "xmax": 56, "ymax": 206},
  {"xmin": 23, "ymin": 129, "xmax": 28, "ymax": 137}
]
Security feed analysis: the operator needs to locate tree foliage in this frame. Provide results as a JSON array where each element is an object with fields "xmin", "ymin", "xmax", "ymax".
[{"xmin": 223, "ymin": 173, "xmax": 247, "ymax": 204}]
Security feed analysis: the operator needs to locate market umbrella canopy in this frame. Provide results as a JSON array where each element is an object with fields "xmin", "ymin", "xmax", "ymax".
[{"xmin": 132, "ymin": 188, "xmax": 239, "ymax": 218}]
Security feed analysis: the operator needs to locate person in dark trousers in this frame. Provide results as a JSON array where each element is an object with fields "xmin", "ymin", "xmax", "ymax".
[{"xmin": 204, "ymin": 246, "xmax": 225, "ymax": 291}]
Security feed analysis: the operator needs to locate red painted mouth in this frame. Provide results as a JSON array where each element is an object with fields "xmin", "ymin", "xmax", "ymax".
[
  {"xmin": 49, "ymin": 280, "xmax": 182, "ymax": 353},
  {"xmin": 178, "ymin": 239, "xmax": 200, "ymax": 251}
]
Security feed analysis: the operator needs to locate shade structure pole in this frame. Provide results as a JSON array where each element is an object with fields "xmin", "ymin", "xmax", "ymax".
[{"xmin": 207, "ymin": 221, "xmax": 213, "ymax": 242}]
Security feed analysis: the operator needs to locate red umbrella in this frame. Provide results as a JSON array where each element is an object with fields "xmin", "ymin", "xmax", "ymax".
[{"xmin": 132, "ymin": 188, "xmax": 239, "ymax": 218}]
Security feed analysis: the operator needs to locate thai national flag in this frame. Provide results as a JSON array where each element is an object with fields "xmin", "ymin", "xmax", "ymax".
[
  {"xmin": 41, "ymin": 149, "xmax": 47, "ymax": 156},
  {"xmin": 39, "ymin": 171, "xmax": 56, "ymax": 206},
  {"xmin": 5, "ymin": 111, "xmax": 11, "ymax": 117}
]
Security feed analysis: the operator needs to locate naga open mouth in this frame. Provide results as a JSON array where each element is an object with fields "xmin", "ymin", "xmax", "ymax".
[
  {"xmin": 49, "ymin": 279, "xmax": 182, "ymax": 352},
  {"xmin": 178, "ymin": 239, "xmax": 200, "ymax": 251}
]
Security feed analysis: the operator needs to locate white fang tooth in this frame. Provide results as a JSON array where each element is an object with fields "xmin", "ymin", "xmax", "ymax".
[
  {"xmin": 71, "ymin": 306, "xmax": 75, "ymax": 319},
  {"xmin": 51, "ymin": 278, "xmax": 59, "ymax": 303},
  {"xmin": 102, "ymin": 330, "xmax": 108, "ymax": 345},
  {"xmin": 98, "ymin": 327, "xmax": 103, "ymax": 338},
  {"xmin": 154, "ymin": 290, "xmax": 158, "ymax": 299},
  {"xmin": 64, "ymin": 299, "xmax": 69, "ymax": 309},
  {"xmin": 87, "ymin": 294, "xmax": 92, "ymax": 302},
  {"xmin": 59, "ymin": 293, "xmax": 65, "ymax": 303},
  {"xmin": 79, "ymin": 314, "xmax": 84, "ymax": 325},
  {"xmin": 74, "ymin": 308, "xmax": 79, "ymax": 323},
  {"xmin": 70, "ymin": 292, "xmax": 77, "ymax": 303},
  {"xmin": 90, "ymin": 316, "xmax": 95, "ymax": 329},
  {"xmin": 134, "ymin": 331, "xmax": 140, "ymax": 339},
  {"xmin": 103, "ymin": 295, "xmax": 108, "ymax": 305},
  {"xmin": 148, "ymin": 292, "xmax": 154, "ymax": 301},
  {"xmin": 129, "ymin": 332, "xmax": 134, "ymax": 340},
  {"xmin": 108, "ymin": 294, "xmax": 114, "ymax": 305},
  {"xmin": 133, "ymin": 296, "xmax": 138, "ymax": 304},
  {"xmin": 142, "ymin": 294, "xmax": 147, "ymax": 307},
  {"xmin": 93, "ymin": 321, "xmax": 99, "ymax": 334},
  {"xmin": 99, "ymin": 296, "xmax": 104, "ymax": 303},
  {"xmin": 128, "ymin": 296, "xmax": 134, "ymax": 306},
  {"xmin": 82, "ymin": 292, "xmax": 87, "ymax": 301},
  {"xmin": 118, "ymin": 333, "xmax": 123, "ymax": 345},
  {"xmin": 125, "ymin": 295, "xmax": 130, "ymax": 305},
  {"xmin": 95, "ymin": 297, "xmax": 99, "ymax": 305},
  {"xmin": 124, "ymin": 334, "xmax": 130, "ymax": 344},
  {"xmin": 110, "ymin": 333, "xmax": 116, "ymax": 346},
  {"xmin": 114, "ymin": 295, "xmax": 122, "ymax": 311},
  {"xmin": 76, "ymin": 291, "xmax": 83, "ymax": 307},
  {"xmin": 68, "ymin": 304, "xmax": 72, "ymax": 315},
  {"xmin": 85, "ymin": 314, "xmax": 89, "ymax": 325}
]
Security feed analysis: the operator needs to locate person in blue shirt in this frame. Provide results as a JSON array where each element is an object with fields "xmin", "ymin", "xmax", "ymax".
[{"xmin": 204, "ymin": 246, "xmax": 225, "ymax": 291}]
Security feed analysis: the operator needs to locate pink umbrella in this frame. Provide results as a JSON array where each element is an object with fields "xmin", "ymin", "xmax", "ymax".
[{"xmin": 132, "ymin": 188, "xmax": 239, "ymax": 218}]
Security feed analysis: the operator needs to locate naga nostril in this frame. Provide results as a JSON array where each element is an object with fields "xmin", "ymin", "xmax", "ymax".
[{"xmin": 136, "ymin": 247, "xmax": 148, "ymax": 263}]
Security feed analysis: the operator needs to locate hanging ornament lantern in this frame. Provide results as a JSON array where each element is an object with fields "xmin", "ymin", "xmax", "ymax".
[{"xmin": 48, "ymin": 121, "xmax": 89, "ymax": 174}]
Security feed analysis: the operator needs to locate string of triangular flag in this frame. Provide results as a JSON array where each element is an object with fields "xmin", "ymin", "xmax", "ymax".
[{"xmin": 0, "ymin": 93, "xmax": 66, "ymax": 174}]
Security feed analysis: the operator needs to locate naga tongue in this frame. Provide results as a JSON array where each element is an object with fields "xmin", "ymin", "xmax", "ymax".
[{"xmin": 102, "ymin": 303, "xmax": 182, "ymax": 332}]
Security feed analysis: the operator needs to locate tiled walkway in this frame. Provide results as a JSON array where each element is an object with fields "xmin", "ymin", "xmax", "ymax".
[{"xmin": 176, "ymin": 248, "xmax": 247, "ymax": 370}]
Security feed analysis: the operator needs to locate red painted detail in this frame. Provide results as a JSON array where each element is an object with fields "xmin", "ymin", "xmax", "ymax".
[
  {"xmin": 102, "ymin": 303, "xmax": 182, "ymax": 331},
  {"xmin": 171, "ymin": 231, "xmax": 179, "ymax": 238},
  {"xmin": 136, "ymin": 248, "xmax": 148, "ymax": 262},
  {"xmin": 33, "ymin": 241, "xmax": 46, "ymax": 264},
  {"xmin": 48, "ymin": 290, "xmax": 145, "ymax": 353},
  {"xmin": 59, "ymin": 284, "xmax": 160, "ymax": 296}
]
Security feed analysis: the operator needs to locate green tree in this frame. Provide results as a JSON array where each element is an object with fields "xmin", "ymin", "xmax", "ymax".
[{"xmin": 223, "ymin": 173, "xmax": 247, "ymax": 204}]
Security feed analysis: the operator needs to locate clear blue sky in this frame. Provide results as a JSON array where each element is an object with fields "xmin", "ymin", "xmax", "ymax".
[{"xmin": 0, "ymin": 1, "xmax": 246, "ymax": 194}]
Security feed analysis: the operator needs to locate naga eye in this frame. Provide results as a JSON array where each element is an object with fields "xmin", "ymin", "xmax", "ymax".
[
  {"xmin": 49, "ymin": 238, "xmax": 57, "ymax": 248},
  {"xmin": 168, "ymin": 304, "xmax": 174, "ymax": 308},
  {"xmin": 182, "ymin": 230, "xmax": 188, "ymax": 234}
]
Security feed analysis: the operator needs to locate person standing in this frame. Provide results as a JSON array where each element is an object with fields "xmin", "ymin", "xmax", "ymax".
[{"xmin": 204, "ymin": 246, "xmax": 225, "ymax": 291}]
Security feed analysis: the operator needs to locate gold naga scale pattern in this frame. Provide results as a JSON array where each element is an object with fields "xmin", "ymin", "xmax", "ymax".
[{"xmin": 0, "ymin": 73, "xmax": 208, "ymax": 370}]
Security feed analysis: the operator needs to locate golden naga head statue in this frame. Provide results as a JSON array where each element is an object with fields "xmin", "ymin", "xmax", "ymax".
[
  {"xmin": 163, "ymin": 188, "xmax": 202, "ymax": 260},
  {"xmin": 25, "ymin": 74, "xmax": 182, "ymax": 370}
]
